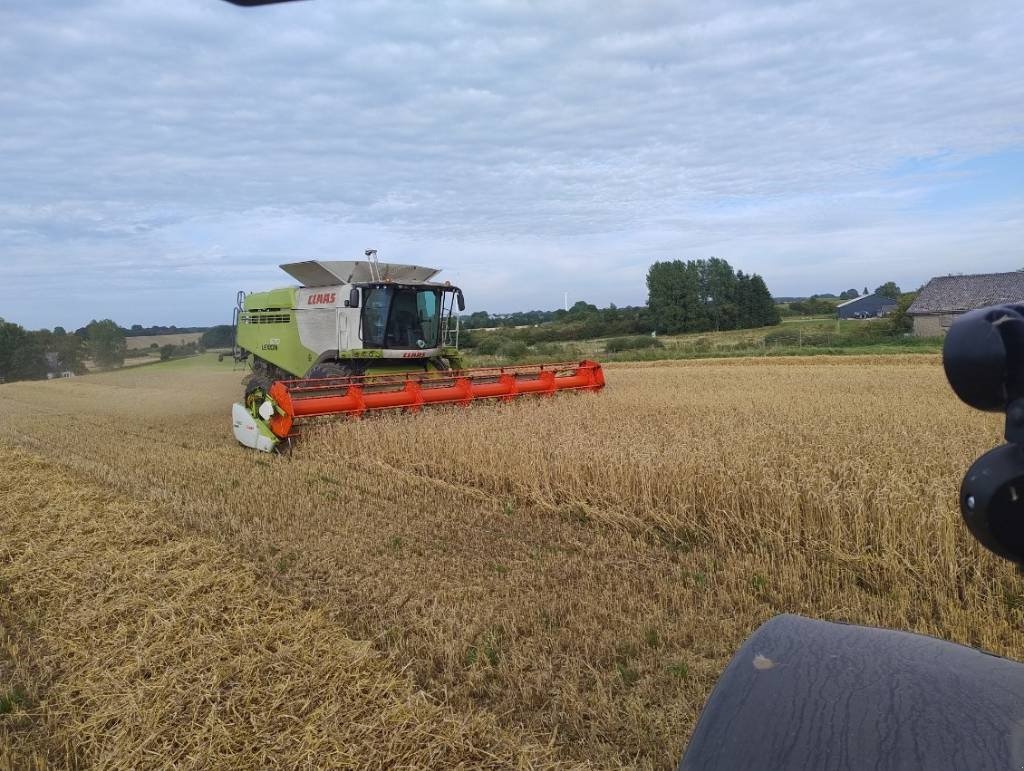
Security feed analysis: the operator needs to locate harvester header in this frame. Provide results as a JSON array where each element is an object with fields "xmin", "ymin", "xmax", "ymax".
[
  {"xmin": 229, "ymin": 253, "xmax": 605, "ymax": 451},
  {"xmin": 233, "ymin": 360, "xmax": 605, "ymax": 451}
]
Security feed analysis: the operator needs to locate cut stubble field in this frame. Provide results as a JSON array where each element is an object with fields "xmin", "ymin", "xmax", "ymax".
[{"xmin": 1, "ymin": 352, "xmax": 1021, "ymax": 769}]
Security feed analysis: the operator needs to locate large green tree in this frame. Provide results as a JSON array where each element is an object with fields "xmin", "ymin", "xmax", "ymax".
[
  {"xmin": 647, "ymin": 259, "xmax": 778, "ymax": 334},
  {"xmin": 200, "ymin": 325, "xmax": 235, "ymax": 349},
  {"xmin": 0, "ymin": 319, "xmax": 47, "ymax": 381},
  {"xmin": 747, "ymin": 275, "xmax": 780, "ymax": 326},
  {"xmin": 875, "ymin": 281, "xmax": 902, "ymax": 300},
  {"xmin": 700, "ymin": 258, "xmax": 739, "ymax": 331},
  {"xmin": 789, "ymin": 296, "xmax": 838, "ymax": 316},
  {"xmin": 647, "ymin": 260, "xmax": 704, "ymax": 334},
  {"xmin": 735, "ymin": 271, "xmax": 755, "ymax": 328},
  {"xmin": 49, "ymin": 328, "xmax": 86, "ymax": 373},
  {"xmin": 85, "ymin": 319, "xmax": 126, "ymax": 369},
  {"xmin": 889, "ymin": 292, "xmax": 918, "ymax": 333}
]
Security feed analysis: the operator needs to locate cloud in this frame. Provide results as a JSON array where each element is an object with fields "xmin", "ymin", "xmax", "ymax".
[{"xmin": 0, "ymin": 0, "xmax": 1022, "ymax": 327}]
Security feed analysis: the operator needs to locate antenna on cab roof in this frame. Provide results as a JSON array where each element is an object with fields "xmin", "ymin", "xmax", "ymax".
[{"xmin": 364, "ymin": 249, "xmax": 381, "ymax": 282}]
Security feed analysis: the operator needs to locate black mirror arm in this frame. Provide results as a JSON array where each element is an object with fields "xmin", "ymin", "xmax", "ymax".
[{"xmin": 1006, "ymin": 399, "xmax": 1024, "ymax": 445}]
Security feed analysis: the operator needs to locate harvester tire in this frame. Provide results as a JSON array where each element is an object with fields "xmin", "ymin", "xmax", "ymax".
[
  {"xmin": 248, "ymin": 357, "xmax": 289, "ymax": 384},
  {"xmin": 244, "ymin": 375, "xmax": 272, "ymax": 412},
  {"xmin": 307, "ymin": 362, "xmax": 360, "ymax": 379}
]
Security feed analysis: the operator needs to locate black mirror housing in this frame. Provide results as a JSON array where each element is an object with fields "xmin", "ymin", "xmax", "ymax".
[
  {"xmin": 945, "ymin": 304, "xmax": 1024, "ymax": 565},
  {"xmin": 960, "ymin": 443, "xmax": 1024, "ymax": 564}
]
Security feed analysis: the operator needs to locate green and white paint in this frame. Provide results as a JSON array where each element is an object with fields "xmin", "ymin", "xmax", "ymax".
[{"xmin": 235, "ymin": 259, "xmax": 465, "ymax": 379}]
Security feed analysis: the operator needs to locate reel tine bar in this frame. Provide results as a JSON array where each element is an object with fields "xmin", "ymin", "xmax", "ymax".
[{"xmin": 265, "ymin": 360, "xmax": 604, "ymax": 438}]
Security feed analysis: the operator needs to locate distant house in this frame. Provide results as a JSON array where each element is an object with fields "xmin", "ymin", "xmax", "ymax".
[
  {"xmin": 44, "ymin": 352, "xmax": 74, "ymax": 380},
  {"xmin": 44, "ymin": 352, "xmax": 61, "ymax": 376},
  {"xmin": 836, "ymin": 293, "xmax": 897, "ymax": 319},
  {"xmin": 908, "ymin": 271, "xmax": 1024, "ymax": 337}
]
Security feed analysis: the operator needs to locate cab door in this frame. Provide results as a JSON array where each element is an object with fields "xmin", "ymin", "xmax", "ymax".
[{"xmin": 336, "ymin": 307, "xmax": 349, "ymax": 353}]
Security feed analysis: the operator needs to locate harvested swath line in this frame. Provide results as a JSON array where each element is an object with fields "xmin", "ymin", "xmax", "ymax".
[
  {"xmin": 0, "ymin": 448, "xmax": 570, "ymax": 770},
  {"xmin": 0, "ymin": 618, "xmax": 61, "ymax": 770}
]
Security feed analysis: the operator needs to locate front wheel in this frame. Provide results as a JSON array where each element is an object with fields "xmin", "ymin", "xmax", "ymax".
[
  {"xmin": 306, "ymin": 362, "xmax": 362, "ymax": 379},
  {"xmin": 244, "ymin": 375, "xmax": 272, "ymax": 412}
]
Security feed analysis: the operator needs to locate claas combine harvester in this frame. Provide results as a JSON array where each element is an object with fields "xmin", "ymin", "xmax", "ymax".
[{"xmin": 230, "ymin": 252, "xmax": 605, "ymax": 451}]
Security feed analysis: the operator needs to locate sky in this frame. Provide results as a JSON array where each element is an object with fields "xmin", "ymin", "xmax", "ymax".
[{"xmin": 1, "ymin": 0, "xmax": 1023, "ymax": 329}]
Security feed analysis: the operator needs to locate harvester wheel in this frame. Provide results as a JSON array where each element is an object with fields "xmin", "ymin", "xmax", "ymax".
[
  {"xmin": 307, "ymin": 362, "xmax": 360, "ymax": 379},
  {"xmin": 244, "ymin": 375, "xmax": 272, "ymax": 412},
  {"xmin": 248, "ymin": 356, "xmax": 288, "ymax": 384}
]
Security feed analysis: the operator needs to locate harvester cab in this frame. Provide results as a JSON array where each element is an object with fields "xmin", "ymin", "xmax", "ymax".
[
  {"xmin": 233, "ymin": 253, "xmax": 466, "ymax": 382},
  {"xmin": 230, "ymin": 253, "xmax": 605, "ymax": 451}
]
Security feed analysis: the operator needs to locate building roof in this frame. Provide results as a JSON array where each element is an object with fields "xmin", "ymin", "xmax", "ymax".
[
  {"xmin": 836, "ymin": 293, "xmax": 897, "ymax": 309},
  {"xmin": 907, "ymin": 272, "xmax": 1024, "ymax": 315},
  {"xmin": 836, "ymin": 294, "xmax": 867, "ymax": 308}
]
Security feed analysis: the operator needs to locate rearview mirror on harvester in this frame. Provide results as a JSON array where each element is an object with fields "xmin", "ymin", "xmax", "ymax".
[
  {"xmin": 456, "ymin": 289, "xmax": 465, "ymax": 312},
  {"xmin": 347, "ymin": 287, "xmax": 360, "ymax": 308},
  {"xmin": 944, "ymin": 303, "xmax": 1024, "ymax": 565}
]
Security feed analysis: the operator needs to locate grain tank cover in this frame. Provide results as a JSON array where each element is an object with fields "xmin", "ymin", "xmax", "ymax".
[{"xmin": 280, "ymin": 260, "xmax": 441, "ymax": 287}]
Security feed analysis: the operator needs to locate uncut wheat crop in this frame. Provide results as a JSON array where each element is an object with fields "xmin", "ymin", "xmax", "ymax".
[{"xmin": 1, "ymin": 354, "xmax": 1021, "ymax": 769}]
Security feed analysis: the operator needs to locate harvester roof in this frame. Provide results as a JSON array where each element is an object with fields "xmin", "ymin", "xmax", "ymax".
[{"xmin": 280, "ymin": 260, "xmax": 441, "ymax": 287}]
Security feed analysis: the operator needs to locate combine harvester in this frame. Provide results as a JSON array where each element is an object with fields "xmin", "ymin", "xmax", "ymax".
[{"xmin": 230, "ymin": 252, "xmax": 604, "ymax": 451}]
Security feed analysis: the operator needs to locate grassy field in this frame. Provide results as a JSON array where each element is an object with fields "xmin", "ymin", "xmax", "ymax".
[
  {"xmin": 124, "ymin": 332, "xmax": 204, "ymax": 350},
  {"xmin": 467, "ymin": 318, "xmax": 942, "ymax": 366},
  {"xmin": 1, "ymin": 353, "xmax": 1022, "ymax": 768}
]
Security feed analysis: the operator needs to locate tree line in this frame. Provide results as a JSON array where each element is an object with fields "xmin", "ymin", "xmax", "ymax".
[
  {"xmin": 466, "ymin": 301, "xmax": 655, "ymax": 350},
  {"xmin": 785, "ymin": 282, "xmax": 903, "ymax": 316},
  {"xmin": 464, "ymin": 258, "xmax": 781, "ymax": 349},
  {"xmin": 462, "ymin": 261, "xmax": 910, "ymax": 351},
  {"xmin": 0, "ymin": 319, "xmax": 126, "ymax": 382},
  {"xmin": 646, "ymin": 258, "xmax": 779, "ymax": 333},
  {"xmin": 124, "ymin": 323, "xmax": 208, "ymax": 336},
  {"xmin": 0, "ymin": 319, "xmax": 264, "ymax": 384},
  {"xmin": 2, "ymin": 263, "xmax": 906, "ymax": 380}
]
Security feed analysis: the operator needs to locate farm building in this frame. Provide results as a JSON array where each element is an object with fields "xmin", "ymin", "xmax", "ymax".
[
  {"xmin": 44, "ymin": 352, "xmax": 75, "ymax": 379},
  {"xmin": 907, "ymin": 271, "xmax": 1024, "ymax": 337},
  {"xmin": 836, "ymin": 293, "xmax": 898, "ymax": 319}
]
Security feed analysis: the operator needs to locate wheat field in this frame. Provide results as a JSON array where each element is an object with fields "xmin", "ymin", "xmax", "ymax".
[{"xmin": 1, "ymin": 353, "xmax": 1021, "ymax": 769}]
